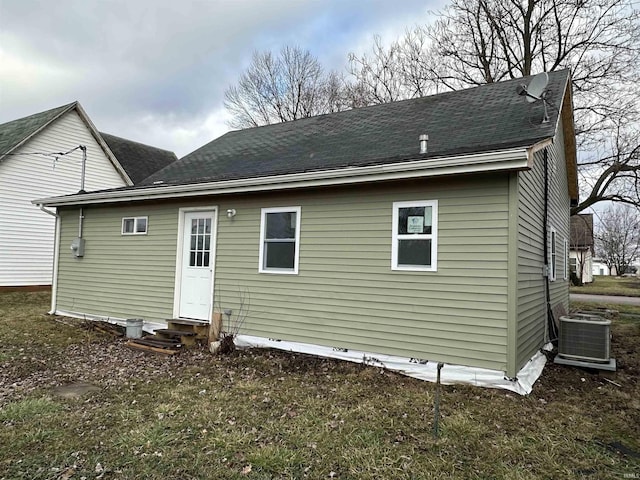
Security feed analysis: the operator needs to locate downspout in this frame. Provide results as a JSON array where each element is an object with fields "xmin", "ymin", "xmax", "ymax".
[
  {"xmin": 38, "ymin": 204, "xmax": 60, "ymax": 315},
  {"xmin": 543, "ymin": 149, "xmax": 558, "ymax": 344}
]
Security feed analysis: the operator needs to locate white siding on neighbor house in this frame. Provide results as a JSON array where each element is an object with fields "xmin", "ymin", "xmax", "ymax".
[
  {"xmin": 55, "ymin": 175, "xmax": 513, "ymax": 372},
  {"xmin": 516, "ymin": 119, "xmax": 571, "ymax": 369},
  {"xmin": 570, "ymin": 249, "xmax": 593, "ymax": 284},
  {"xmin": 0, "ymin": 110, "xmax": 127, "ymax": 286}
]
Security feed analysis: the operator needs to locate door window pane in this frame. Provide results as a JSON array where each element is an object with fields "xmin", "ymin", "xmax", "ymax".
[{"xmin": 188, "ymin": 216, "xmax": 212, "ymax": 267}]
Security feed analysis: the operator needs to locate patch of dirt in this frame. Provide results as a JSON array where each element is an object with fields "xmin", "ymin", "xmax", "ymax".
[{"xmin": 52, "ymin": 382, "xmax": 101, "ymax": 399}]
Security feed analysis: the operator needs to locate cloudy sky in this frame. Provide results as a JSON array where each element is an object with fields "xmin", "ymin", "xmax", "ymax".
[{"xmin": 0, "ymin": 0, "xmax": 444, "ymax": 157}]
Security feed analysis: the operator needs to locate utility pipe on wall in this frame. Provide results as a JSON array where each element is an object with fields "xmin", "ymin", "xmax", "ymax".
[
  {"xmin": 78, "ymin": 145, "xmax": 87, "ymax": 239},
  {"xmin": 543, "ymin": 148, "xmax": 558, "ymax": 343}
]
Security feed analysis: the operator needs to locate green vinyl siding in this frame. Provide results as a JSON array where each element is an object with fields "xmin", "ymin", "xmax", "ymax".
[
  {"xmin": 516, "ymin": 120, "xmax": 571, "ymax": 370},
  {"xmin": 56, "ymin": 203, "xmax": 180, "ymax": 321},
  {"xmin": 55, "ymin": 174, "xmax": 511, "ymax": 372},
  {"xmin": 214, "ymin": 175, "xmax": 511, "ymax": 371}
]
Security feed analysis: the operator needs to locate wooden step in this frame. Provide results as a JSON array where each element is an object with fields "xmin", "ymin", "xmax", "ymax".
[
  {"xmin": 166, "ymin": 319, "xmax": 209, "ymax": 339},
  {"xmin": 155, "ymin": 328, "xmax": 197, "ymax": 338},
  {"xmin": 167, "ymin": 318, "xmax": 207, "ymax": 326},
  {"xmin": 131, "ymin": 336, "xmax": 181, "ymax": 349},
  {"xmin": 125, "ymin": 340, "xmax": 180, "ymax": 355}
]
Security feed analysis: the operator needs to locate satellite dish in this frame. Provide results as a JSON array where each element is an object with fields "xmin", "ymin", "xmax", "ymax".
[
  {"xmin": 525, "ymin": 72, "xmax": 549, "ymax": 103},
  {"xmin": 517, "ymin": 72, "xmax": 550, "ymax": 123}
]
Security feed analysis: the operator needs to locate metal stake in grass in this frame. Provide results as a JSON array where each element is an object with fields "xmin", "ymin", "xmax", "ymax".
[{"xmin": 433, "ymin": 362, "xmax": 444, "ymax": 439}]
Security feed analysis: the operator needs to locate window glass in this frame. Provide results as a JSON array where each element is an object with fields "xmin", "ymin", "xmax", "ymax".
[
  {"xmin": 398, "ymin": 239, "xmax": 432, "ymax": 266},
  {"xmin": 136, "ymin": 217, "xmax": 147, "ymax": 233},
  {"xmin": 392, "ymin": 201, "xmax": 437, "ymax": 271},
  {"xmin": 266, "ymin": 212, "xmax": 296, "ymax": 239},
  {"xmin": 398, "ymin": 206, "xmax": 432, "ymax": 234},
  {"xmin": 265, "ymin": 242, "xmax": 296, "ymax": 269},
  {"xmin": 260, "ymin": 207, "xmax": 300, "ymax": 274},
  {"xmin": 123, "ymin": 218, "xmax": 135, "ymax": 234},
  {"xmin": 188, "ymin": 216, "xmax": 211, "ymax": 267},
  {"xmin": 122, "ymin": 216, "xmax": 147, "ymax": 235}
]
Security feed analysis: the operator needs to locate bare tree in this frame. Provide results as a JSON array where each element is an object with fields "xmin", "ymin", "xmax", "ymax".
[
  {"xmin": 224, "ymin": 46, "xmax": 346, "ymax": 129},
  {"xmin": 345, "ymin": 33, "xmax": 441, "ymax": 107},
  {"xmin": 595, "ymin": 204, "xmax": 640, "ymax": 276},
  {"xmin": 348, "ymin": 0, "xmax": 640, "ymax": 214}
]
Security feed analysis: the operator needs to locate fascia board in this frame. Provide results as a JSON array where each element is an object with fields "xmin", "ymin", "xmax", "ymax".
[
  {"xmin": 34, "ymin": 147, "xmax": 530, "ymax": 207},
  {"xmin": 74, "ymin": 103, "xmax": 134, "ymax": 186}
]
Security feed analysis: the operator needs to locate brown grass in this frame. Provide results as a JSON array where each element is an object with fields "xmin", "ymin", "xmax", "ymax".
[{"xmin": 0, "ymin": 291, "xmax": 638, "ymax": 479}]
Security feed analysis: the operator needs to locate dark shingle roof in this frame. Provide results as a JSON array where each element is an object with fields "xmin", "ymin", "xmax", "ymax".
[
  {"xmin": 0, "ymin": 102, "xmax": 76, "ymax": 159},
  {"xmin": 571, "ymin": 214, "xmax": 594, "ymax": 248},
  {"xmin": 144, "ymin": 70, "xmax": 570, "ymax": 186},
  {"xmin": 100, "ymin": 133, "xmax": 178, "ymax": 184}
]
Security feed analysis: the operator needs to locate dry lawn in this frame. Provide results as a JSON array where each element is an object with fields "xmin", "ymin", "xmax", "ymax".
[{"xmin": 0, "ymin": 291, "xmax": 639, "ymax": 479}]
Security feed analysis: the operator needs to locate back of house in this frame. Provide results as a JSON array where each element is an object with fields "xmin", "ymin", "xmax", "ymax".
[{"xmin": 37, "ymin": 71, "xmax": 577, "ymax": 384}]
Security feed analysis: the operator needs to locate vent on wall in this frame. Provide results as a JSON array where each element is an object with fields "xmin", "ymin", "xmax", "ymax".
[{"xmin": 555, "ymin": 314, "xmax": 616, "ymax": 371}]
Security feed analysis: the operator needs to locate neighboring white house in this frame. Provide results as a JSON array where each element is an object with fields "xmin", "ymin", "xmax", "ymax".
[
  {"xmin": 593, "ymin": 259, "xmax": 640, "ymax": 277},
  {"xmin": 0, "ymin": 102, "xmax": 177, "ymax": 287},
  {"xmin": 592, "ymin": 259, "xmax": 612, "ymax": 276},
  {"xmin": 569, "ymin": 214, "xmax": 593, "ymax": 284}
]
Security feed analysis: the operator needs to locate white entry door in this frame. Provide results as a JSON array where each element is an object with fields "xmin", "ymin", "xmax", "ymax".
[{"xmin": 179, "ymin": 211, "xmax": 215, "ymax": 320}]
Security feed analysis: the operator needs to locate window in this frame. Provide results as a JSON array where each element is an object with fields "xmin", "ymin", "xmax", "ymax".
[
  {"xmin": 549, "ymin": 227, "xmax": 557, "ymax": 281},
  {"xmin": 563, "ymin": 238, "xmax": 568, "ymax": 280},
  {"xmin": 392, "ymin": 200, "xmax": 438, "ymax": 271},
  {"xmin": 188, "ymin": 217, "xmax": 211, "ymax": 267},
  {"xmin": 569, "ymin": 257, "xmax": 577, "ymax": 274},
  {"xmin": 122, "ymin": 216, "xmax": 148, "ymax": 235},
  {"xmin": 259, "ymin": 207, "xmax": 301, "ymax": 274}
]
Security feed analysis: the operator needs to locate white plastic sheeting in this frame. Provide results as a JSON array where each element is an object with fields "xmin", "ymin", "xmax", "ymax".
[{"xmin": 235, "ymin": 335, "xmax": 553, "ymax": 395}]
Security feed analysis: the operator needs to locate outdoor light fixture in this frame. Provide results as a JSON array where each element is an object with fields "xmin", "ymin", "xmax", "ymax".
[{"xmin": 226, "ymin": 209, "xmax": 237, "ymax": 218}]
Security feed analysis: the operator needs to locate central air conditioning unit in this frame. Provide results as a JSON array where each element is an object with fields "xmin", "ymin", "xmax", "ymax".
[{"xmin": 554, "ymin": 314, "xmax": 616, "ymax": 371}]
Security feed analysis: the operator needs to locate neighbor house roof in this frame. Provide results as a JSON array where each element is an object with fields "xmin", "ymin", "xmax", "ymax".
[
  {"xmin": 100, "ymin": 132, "xmax": 178, "ymax": 184},
  {"xmin": 0, "ymin": 102, "xmax": 134, "ymax": 185},
  {"xmin": 570, "ymin": 214, "xmax": 594, "ymax": 249},
  {"xmin": 0, "ymin": 102, "xmax": 77, "ymax": 160},
  {"xmin": 35, "ymin": 70, "xmax": 578, "ymax": 207}
]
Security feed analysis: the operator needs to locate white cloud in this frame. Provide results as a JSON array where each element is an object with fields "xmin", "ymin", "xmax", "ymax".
[{"xmin": 0, "ymin": 0, "xmax": 442, "ymax": 156}]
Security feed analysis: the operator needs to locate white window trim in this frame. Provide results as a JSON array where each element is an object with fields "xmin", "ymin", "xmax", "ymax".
[
  {"xmin": 563, "ymin": 238, "xmax": 568, "ymax": 280},
  {"xmin": 259, "ymin": 206, "xmax": 301, "ymax": 275},
  {"xmin": 549, "ymin": 226, "xmax": 557, "ymax": 281},
  {"xmin": 121, "ymin": 216, "xmax": 148, "ymax": 235},
  {"xmin": 391, "ymin": 200, "xmax": 438, "ymax": 272}
]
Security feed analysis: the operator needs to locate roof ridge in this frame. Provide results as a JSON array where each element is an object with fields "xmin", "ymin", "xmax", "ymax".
[
  {"xmin": 222, "ymin": 69, "xmax": 571, "ymax": 135},
  {"xmin": 100, "ymin": 131, "xmax": 176, "ymax": 155},
  {"xmin": 0, "ymin": 101, "xmax": 77, "ymax": 129}
]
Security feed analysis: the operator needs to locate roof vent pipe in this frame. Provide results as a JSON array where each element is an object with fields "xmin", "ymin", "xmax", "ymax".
[{"xmin": 419, "ymin": 134, "xmax": 429, "ymax": 154}]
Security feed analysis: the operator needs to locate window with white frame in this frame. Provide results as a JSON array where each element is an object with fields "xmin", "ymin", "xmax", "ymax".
[
  {"xmin": 569, "ymin": 257, "xmax": 577, "ymax": 274},
  {"xmin": 392, "ymin": 200, "xmax": 438, "ymax": 271},
  {"xmin": 549, "ymin": 227, "xmax": 557, "ymax": 281},
  {"xmin": 563, "ymin": 238, "xmax": 568, "ymax": 280},
  {"xmin": 122, "ymin": 216, "xmax": 148, "ymax": 235},
  {"xmin": 259, "ymin": 207, "xmax": 301, "ymax": 274}
]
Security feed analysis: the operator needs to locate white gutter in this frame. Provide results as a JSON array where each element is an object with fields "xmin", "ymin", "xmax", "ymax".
[
  {"xmin": 38, "ymin": 204, "xmax": 60, "ymax": 314},
  {"xmin": 34, "ymin": 147, "xmax": 531, "ymax": 207}
]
